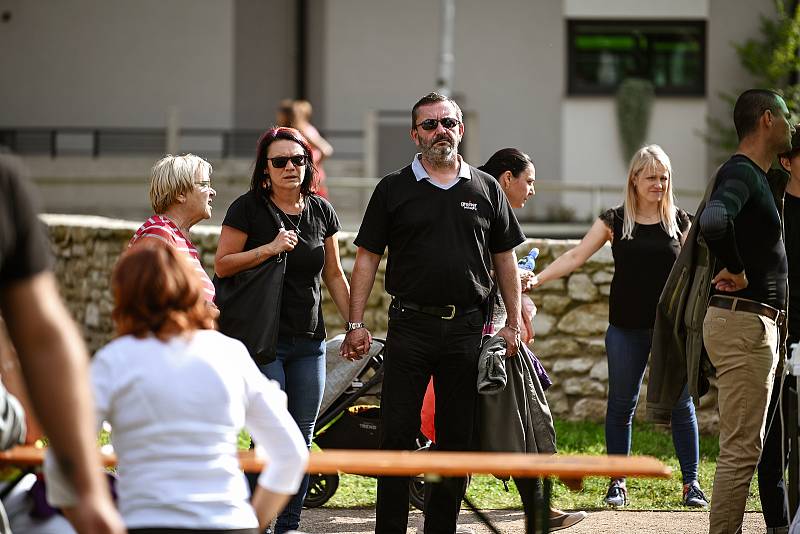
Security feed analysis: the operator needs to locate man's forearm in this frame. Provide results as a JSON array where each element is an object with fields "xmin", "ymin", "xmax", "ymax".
[
  {"xmin": 349, "ymin": 248, "xmax": 381, "ymax": 322},
  {"xmin": 1, "ymin": 274, "xmax": 104, "ymax": 497},
  {"xmin": 493, "ymin": 250, "xmax": 522, "ymax": 328}
]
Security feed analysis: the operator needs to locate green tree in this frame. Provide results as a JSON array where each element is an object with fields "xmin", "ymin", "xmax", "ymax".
[{"xmin": 707, "ymin": 0, "xmax": 800, "ymax": 158}]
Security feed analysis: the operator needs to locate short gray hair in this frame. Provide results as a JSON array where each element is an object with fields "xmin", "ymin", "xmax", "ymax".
[{"xmin": 149, "ymin": 154, "xmax": 212, "ymax": 213}]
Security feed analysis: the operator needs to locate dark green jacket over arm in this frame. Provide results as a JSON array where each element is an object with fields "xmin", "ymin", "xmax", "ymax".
[{"xmin": 646, "ymin": 167, "xmax": 789, "ymax": 423}]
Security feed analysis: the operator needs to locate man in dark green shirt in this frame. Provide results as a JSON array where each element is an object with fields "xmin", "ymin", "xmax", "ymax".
[{"xmin": 698, "ymin": 89, "xmax": 794, "ymax": 534}]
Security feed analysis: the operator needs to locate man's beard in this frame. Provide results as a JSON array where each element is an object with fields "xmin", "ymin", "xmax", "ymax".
[{"xmin": 420, "ymin": 134, "xmax": 458, "ymax": 166}]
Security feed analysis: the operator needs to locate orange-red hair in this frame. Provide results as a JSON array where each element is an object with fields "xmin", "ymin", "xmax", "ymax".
[{"xmin": 111, "ymin": 242, "xmax": 215, "ymax": 340}]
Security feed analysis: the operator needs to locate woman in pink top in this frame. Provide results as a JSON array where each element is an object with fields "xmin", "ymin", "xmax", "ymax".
[
  {"xmin": 277, "ymin": 100, "xmax": 334, "ymax": 199},
  {"xmin": 129, "ymin": 154, "xmax": 217, "ymax": 302}
]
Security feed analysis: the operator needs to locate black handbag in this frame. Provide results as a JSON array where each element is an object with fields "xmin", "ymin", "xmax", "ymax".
[{"xmin": 213, "ymin": 201, "xmax": 286, "ymax": 365}]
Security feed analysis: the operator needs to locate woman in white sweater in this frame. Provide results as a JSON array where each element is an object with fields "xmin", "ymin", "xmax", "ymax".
[{"xmin": 46, "ymin": 243, "xmax": 308, "ymax": 534}]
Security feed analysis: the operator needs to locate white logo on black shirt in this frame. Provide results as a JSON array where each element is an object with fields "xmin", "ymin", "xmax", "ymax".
[{"xmin": 461, "ymin": 201, "xmax": 477, "ymax": 211}]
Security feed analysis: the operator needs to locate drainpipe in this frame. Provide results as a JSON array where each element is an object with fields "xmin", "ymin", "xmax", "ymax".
[
  {"xmin": 296, "ymin": 0, "xmax": 307, "ymax": 99},
  {"xmin": 436, "ymin": 0, "xmax": 455, "ymax": 96}
]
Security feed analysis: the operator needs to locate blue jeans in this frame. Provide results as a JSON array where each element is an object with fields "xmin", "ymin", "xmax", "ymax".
[
  {"xmin": 605, "ymin": 325, "xmax": 699, "ymax": 483},
  {"xmin": 258, "ymin": 335, "xmax": 325, "ymax": 534}
]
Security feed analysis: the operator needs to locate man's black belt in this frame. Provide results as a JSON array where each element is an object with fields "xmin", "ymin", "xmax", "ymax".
[
  {"xmin": 708, "ymin": 295, "xmax": 784, "ymax": 324},
  {"xmin": 393, "ymin": 299, "xmax": 481, "ymax": 320}
]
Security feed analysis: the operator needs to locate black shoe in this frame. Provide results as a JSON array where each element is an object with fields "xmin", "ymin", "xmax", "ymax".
[
  {"xmin": 603, "ymin": 479, "xmax": 627, "ymax": 507},
  {"xmin": 682, "ymin": 481, "xmax": 709, "ymax": 508}
]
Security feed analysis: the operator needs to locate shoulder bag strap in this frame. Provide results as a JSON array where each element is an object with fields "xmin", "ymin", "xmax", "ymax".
[{"xmin": 264, "ymin": 199, "xmax": 287, "ymax": 262}]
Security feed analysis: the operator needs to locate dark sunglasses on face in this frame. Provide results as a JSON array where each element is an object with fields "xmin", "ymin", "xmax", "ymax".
[
  {"xmin": 415, "ymin": 117, "xmax": 460, "ymax": 131},
  {"xmin": 269, "ymin": 155, "xmax": 308, "ymax": 168}
]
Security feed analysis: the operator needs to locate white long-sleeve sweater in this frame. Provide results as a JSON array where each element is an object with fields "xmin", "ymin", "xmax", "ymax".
[{"xmin": 46, "ymin": 330, "xmax": 308, "ymax": 530}]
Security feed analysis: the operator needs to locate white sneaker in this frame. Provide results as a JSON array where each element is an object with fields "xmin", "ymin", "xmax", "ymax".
[
  {"xmin": 549, "ymin": 510, "xmax": 587, "ymax": 531},
  {"xmin": 415, "ymin": 515, "xmax": 474, "ymax": 534}
]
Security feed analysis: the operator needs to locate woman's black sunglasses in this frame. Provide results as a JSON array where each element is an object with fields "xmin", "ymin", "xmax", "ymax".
[
  {"xmin": 269, "ymin": 155, "xmax": 308, "ymax": 168},
  {"xmin": 415, "ymin": 117, "xmax": 460, "ymax": 131}
]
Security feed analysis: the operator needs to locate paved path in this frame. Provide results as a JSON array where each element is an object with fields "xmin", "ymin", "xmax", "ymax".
[{"xmin": 299, "ymin": 508, "xmax": 767, "ymax": 533}]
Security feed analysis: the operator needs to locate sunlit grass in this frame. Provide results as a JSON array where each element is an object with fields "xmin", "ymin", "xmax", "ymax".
[{"xmin": 318, "ymin": 420, "xmax": 762, "ymax": 511}]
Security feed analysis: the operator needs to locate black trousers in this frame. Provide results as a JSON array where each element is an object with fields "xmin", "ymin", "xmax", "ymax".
[
  {"xmin": 375, "ymin": 304, "xmax": 483, "ymax": 534},
  {"xmin": 758, "ymin": 366, "xmax": 797, "ymax": 528}
]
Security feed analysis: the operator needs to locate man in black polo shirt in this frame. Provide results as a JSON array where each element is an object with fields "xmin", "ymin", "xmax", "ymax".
[
  {"xmin": 340, "ymin": 92, "xmax": 525, "ymax": 534},
  {"xmin": 698, "ymin": 89, "xmax": 794, "ymax": 534}
]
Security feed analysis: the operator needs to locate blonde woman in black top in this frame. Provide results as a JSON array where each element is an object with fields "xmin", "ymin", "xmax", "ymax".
[{"xmin": 533, "ymin": 144, "xmax": 708, "ymax": 509}]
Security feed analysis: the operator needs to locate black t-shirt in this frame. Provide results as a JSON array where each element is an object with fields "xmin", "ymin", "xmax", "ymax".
[
  {"xmin": 785, "ymin": 192, "xmax": 800, "ymax": 338},
  {"xmin": 221, "ymin": 191, "xmax": 341, "ymax": 339},
  {"xmin": 354, "ymin": 165, "xmax": 525, "ymax": 306},
  {"xmin": 699, "ymin": 154, "xmax": 788, "ymax": 309},
  {"xmin": 600, "ymin": 206, "xmax": 691, "ymax": 329},
  {"xmin": 0, "ymin": 156, "xmax": 52, "ymax": 288}
]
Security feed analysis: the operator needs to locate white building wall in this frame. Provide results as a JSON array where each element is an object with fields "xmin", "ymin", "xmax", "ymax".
[
  {"xmin": 561, "ymin": 0, "xmax": 710, "ymax": 219},
  {"xmin": 564, "ymin": 0, "xmax": 708, "ymax": 18},
  {"xmin": 0, "ymin": 0, "xmax": 234, "ymax": 128},
  {"xmin": 319, "ymin": 0, "xmax": 563, "ymax": 190},
  {"xmin": 561, "ymin": 99, "xmax": 707, "ymax": 217}
]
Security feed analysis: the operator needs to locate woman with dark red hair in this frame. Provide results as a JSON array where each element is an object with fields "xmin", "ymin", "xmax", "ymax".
[
  {"xmin": 215, "ymin": 127, "xmax": 350, "ymax": 533},
  {"xmin": 45, "ymin": 243, "xmax": 308, "ymax": 534}
]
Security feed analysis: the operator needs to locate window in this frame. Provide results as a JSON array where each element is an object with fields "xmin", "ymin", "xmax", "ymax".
[{"xmin": 567, "ymin": 20, "xmax": 706, "ymax": 96}]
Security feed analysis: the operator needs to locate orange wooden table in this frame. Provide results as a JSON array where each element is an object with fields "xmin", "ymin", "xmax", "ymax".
[{"xmin": 0, "ymin": 446, "xmax": 670, "ymax": 533}]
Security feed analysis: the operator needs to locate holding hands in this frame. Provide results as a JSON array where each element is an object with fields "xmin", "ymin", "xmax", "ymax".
[{"xmin": 340, "ymin": 325, "xmax": 372, "ymax": 361}]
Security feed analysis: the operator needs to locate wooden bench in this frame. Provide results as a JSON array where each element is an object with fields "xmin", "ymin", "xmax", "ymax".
[{"xmin": 0, "ymin": 445, "xmax": 669, "ymax": 533}]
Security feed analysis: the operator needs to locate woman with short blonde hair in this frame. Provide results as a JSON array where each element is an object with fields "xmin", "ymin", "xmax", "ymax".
[
  {"xmin": 130, "ymin": 153, "xmax": 217, "ymax": 302},
  {"xmin": 534, "ymin": 144, "xmax": 707, "ymax": 509}
]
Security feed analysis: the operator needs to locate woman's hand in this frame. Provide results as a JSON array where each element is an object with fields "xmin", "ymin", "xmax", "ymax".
[
  {"xmin": 519, "ymin": 268, "xmax": 538, "ymax": 292},
  {"xmin": 271, "ymin": 229, "xmax": 299, "ymax": 253}
]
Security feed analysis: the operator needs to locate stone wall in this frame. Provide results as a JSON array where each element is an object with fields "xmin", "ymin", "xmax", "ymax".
[{"xmin": 44, "ymin": 215, "xmax": 718, "ymax": 433}]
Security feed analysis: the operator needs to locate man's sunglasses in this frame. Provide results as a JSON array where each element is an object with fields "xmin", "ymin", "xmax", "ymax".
[
  {"xmin": 268, "ymin": 155, "xmax": 308, "ymax": 168},
  {"xmin": 415, "ymin": 117, "xmax": 460, "ymax": 131}
]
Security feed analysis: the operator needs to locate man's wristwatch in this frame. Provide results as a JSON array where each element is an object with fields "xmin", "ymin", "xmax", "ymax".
[{"xmin": 346, "ymin": 322, "xmax": 366, "ymax": 332}]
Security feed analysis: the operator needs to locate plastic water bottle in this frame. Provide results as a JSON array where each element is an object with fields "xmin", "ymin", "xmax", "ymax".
[{"xmin": 518, "ymin": 247, "xmax": 539, "ymax": 271}]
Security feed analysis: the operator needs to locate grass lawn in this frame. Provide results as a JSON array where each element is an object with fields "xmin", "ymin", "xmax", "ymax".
[{"xmin": 321, "ymin": 420, "xmax": 762, "ymax": 511}]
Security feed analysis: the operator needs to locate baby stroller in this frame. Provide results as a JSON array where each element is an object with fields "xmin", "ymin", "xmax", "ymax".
[{"xmin": 303, "ymin": 334, "xmax": 429, "ymax": 510}]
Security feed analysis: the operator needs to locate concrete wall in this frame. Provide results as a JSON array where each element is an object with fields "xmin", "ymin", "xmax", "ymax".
[
  {"xmin": 0, "ymin": 0, "xmax": 234, "ymax": 128},
  {"xmin": 561, "ymin": 99, "xmax": 708, "ymax": 218},
  {"xmin": 316, "ymin": 0, "xmax": 564, "ymax": 183},
  {"xmin": 560, "ymin": 0, "xmax": 710, "ymax": 219},
  {"xmin": 705, "ymin": 0, "xmax": 771, "ymax": 173},
  {"xmin": 233, "ymin": 0, "xmax": 296, "ymax": 129},
  {"xmin": 43, "ymin": 215, "xmax": 720, "ymax": 433}
]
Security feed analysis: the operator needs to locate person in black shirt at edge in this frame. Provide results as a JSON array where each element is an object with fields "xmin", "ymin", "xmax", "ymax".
[
  {"xmin": 339, "ymin": 92, "xmax": 525, "ymax": 534},
  {"xmin": 757, "ymin": 128, "xmax": 800, "ymax": 534},
  {"xmin": 532, "ymin": 144, "xmax": 707, "ymax": 509},
  {"xmin": 0, "ymin": 155, "xmax": 124, "ymax": 534},
  {"xmin": 697, "ymin": 89, "xmax": 794, "ymax": 534}
]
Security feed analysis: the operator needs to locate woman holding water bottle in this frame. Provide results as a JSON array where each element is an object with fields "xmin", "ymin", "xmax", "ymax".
[
  {"xmin": 477, "ymin": 148, "xmax": 587, "ymax": 531},
  {"xmin": 533, "ymin": 144, "xmax": 708, "ymax": 509}
]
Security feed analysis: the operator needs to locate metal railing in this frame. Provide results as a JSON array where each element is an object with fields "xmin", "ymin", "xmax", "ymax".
[
  {"xmin": 0, "ymin": 127, "xmax": 363, "ymax": 159},
  {"xmin": 326, "ymin": 176, "xmax": 704, "ymax": 226}
]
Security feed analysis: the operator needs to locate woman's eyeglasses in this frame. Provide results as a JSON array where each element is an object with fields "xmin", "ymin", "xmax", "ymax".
[
  {"xmin": 415, "ymin": 117, "xmax": 460, "ymax": 131},
  {"xmin": 269, "ymin": 155, "xmax": 308, "ymax": 168}
]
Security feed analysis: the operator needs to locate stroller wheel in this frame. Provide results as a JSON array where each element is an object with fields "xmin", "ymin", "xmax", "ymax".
[
  {"xmin": 408, "ymin": 477, "xmax": 425, "ymax": 511},
  {"xmin": 303, "ymin": 473, "xmax": 339, "ymax": 508}
]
